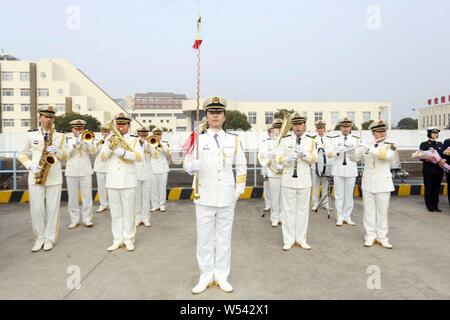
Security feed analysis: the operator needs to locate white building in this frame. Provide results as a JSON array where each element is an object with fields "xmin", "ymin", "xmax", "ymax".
[
  {"xmin": 0, "ymin": 56, "xmax": 139, "ymax": 133},
  {"xmin": 181, "ymin": 99, "xmax": 391, "ymax": 132},
  {"xmin": 418, "ymin": 95, "xmax": 450, "ymax": 130}
]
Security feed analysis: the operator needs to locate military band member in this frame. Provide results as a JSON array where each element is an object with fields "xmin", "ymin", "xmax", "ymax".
[
  {"xmin": 260, "ymin": 128, "xmax": 272, "ymax": 213},
  {"xmin": 17, "ymin": 106, "xmax": 68, "ymax": 252},
  {"xmin": 275, "ymin": 112, "xmax": 317, "ymax": 251},
  {"xmin": 353, "ymin": 120, "xmax": 395, "ymax": 249},
  {"xmin": 183, "ymin": 96, "xmax": 247, "ymax": 294},
  {"xmin": 420, "ymin": 127, "xmax": 445, "ymax": 212},
  {"xmin": 135, "ymin": 127, "xmax": 152, "ymax": 227},
  {"xmin": 149, "ymin": 127, "xmax": 170, "ymax": 212},
  {"xmin": 258, "ymin": 119, "xmax": 284, "ymax": 227},
  {"xmin": 100, "ymin": 113, "xmax": 143, "ymax": 252},
  {"xmin": 65, "ymin": 119, "xmax": 96, "ymax": 229},
  {"xmin": 93, "ymin": 125, "xmax": 110, "ymax": 213},
  {"xmin": 311, "ymin": 120, "xmax": 333, "ymax": 211},
  {"xmin": 328, "ymin": 117, "xmax": 359, "ymax": 226}
]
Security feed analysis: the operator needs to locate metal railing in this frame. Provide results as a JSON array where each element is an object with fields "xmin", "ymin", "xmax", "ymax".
[{"xmin": 0, "ymin": 149, "xmax": 421, "ymax": 191}]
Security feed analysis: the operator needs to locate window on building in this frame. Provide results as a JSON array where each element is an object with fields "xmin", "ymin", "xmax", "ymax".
[
  {"xmin": 140, "ymin": 113, "xmax": 155, "ymax": 117},
  {"xmin": 149, "ymin": 120, "xmax": 152, "ymax": 123},
  {"xmin": 21, "ymin": 104, "xmax": 30, "ymax": 112},
  {"xmin": 20, "ymin": 72, "xmax": 30, "ymax": 81},
  {"xmin": 331, "ymin": 112, "xmax": 339, "ymax": 125},
  {"xmin": 265, "ymin": 112, "xmax": 274, "ymax": 125},
  {"xmin": 2, "ymin": 119, "xmax": 14, "ymax": 127},
  {"xmin": 175, "ymin": 113, "xmax": 186, "ymax": 119},
  {"xmin": 20, "ymin": 89, "xmax": 30, "ymax": 96},
  {"xmin": 248, "ymin": 112, "xmax": 257, "ymax": 125},
  {"xmin": 2, "ymin": 104, "xmax": 14, "ymax": 112},
  {"xmin": 363, "ymin": 112, "xmax": 371, "ymax": 123},
  {"xmin": 439, "ymin": 114, "xmax": 442, "ymax": 126},
  {"xmin": 21, "ymin": 119, "xmax": 30, "ymax": 127},
  {"xmin": 1, "ymin": 72, "xmax": 13, "ymax": 81},
  {"xmin": 347, "ymin": 111, "xmax": 355, "ymax": 121},
  {"xmin": 55, "ymin": 104, "xmax": 65, "ymax": 112},
  {"xmin": 158, "ymin": 113, "xmax": 172, "ymax": 117},
  {"xmin": 176, "ymin": 127, "xmax": 187, "ymax": 132},
  {"xmin": 38, "ymin": 89, "xmax": 49, "ymax": 97},
  {"xmin": 161, "ymin": 120, "xmax": 164, "ymax": 123},
  {"xmin": 166, "ymin": 120, "xmax": 170, "ymax": 123},
  {"xmin": 2, "ymin": 88, "xmax": 14, "ymax": 96},
  {"xmin": 143, "ymin": 120, "xmax": 146, "ymax": 123},
  {"xmin": 314, "ymin": 112, "xmax": 323, "ymax": 122}
]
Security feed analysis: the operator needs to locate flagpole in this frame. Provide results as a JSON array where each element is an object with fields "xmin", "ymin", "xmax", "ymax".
[{"xmin": 193, "ymin": 15, "xmax": 202, "ymax": 200}]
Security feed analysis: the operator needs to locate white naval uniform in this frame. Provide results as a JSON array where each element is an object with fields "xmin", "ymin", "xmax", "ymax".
[
  {"xmin": 135, "ymin": 139, "xmax": 152, "ymax": 224},
  {"xmin": 65, "ymin": 134, "xmax": 96, "ymax": 225},
  {"xmin": 100, "ymin": 134, "xmax": 143, "ymax": 245},
  {"xmin": 17, "ymin": 128, "xmax": 68, "ymax": 244},
  {"xmin": 258, "ymin": 137, "xmax": 283, "ymax": 224},
  {"xmin": 311, "ymin": 134, "xmax": 333, "ymax": 209},
  {"xmin": 328, "ymin": 134, "xmax": 360, "ymax": 221},
  {"xmin": 93, "ymin": 139, "xmax": 109, "ymax": 209},
  {"xmin": 262, "ymin": 167, "xmax": 271, "ymax": 209},
  {"xmin": 276, "ymin": 132, "xmax": 318, "ymax": 246},
  {"xmin": 183, "ymin": 129, "xmax": 247, "ymax": 284},
  {"xmin": 149, "ymin": 141, "xmax": 170, "ymax": 210},
  {"xmin": 354, "ymin": 141, "xmax": 395, "ymax": 243}
]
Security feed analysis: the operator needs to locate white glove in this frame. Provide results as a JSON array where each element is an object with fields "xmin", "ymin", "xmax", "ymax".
[
  {"xmin": 359, "ymin": 142, "xmax": 371, "ymax": 150},
  {"xmin": 114, "ymin": 147, "xmax": 125, "ymax": 157},
  {"xmin": 189, "ymin": 160, "xmax": 202, "ymax": 173},
  {"xmin": 46, "ymin": 145, "xmax": 58, "ymax": 153},
  {"xmin": 287, "ymin": 153, "xmax": 298, "ymax": 163},
  {"xmin": 335, "ymin": 146, "xmax": 346, "ymax": 154},
  {"xmin": 294, "ymin": 145, "xmax": 305, "ymax": 157},
  {"xmin": 275, "ymin": 163, "xmax": 284, "ymax": 171},
  {"xmin": 30, "ymin": 164, "xmax": 42, "ymax": 174}
]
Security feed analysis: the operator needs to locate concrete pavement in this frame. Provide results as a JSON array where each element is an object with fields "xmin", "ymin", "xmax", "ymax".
[{"xmin": 0, "ymin": 196, "xmax": 450, "ymax": 300}]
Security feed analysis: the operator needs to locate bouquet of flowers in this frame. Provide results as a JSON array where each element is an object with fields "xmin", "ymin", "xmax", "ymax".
[{"xmin": 412, "ymin": 148, "xmax": 450, "ymax": 173}]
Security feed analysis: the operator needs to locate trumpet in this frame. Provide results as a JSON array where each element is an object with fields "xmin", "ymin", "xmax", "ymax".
[
  {"xmin": 82, "ymin": 130, "xmax": 95, "ymax": 143},
  {"xmin": 148, "ymin": 135, "xmax": 162, "ymax": 148}
]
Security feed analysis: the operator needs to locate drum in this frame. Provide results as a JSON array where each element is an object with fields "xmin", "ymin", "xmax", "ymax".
[{"xmin": 316, "ymin": 147, "xmax": 328, "ymax": 177}]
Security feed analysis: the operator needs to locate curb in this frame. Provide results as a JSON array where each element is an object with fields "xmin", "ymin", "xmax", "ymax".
[{"xmin": 0, "ymin": 184, "xmax": 448, "ymax": 203}]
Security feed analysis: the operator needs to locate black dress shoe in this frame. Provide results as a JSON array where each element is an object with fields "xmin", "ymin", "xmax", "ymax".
[
  {"xmin": 435, "ymin": 208, "xmax": 442, "ymax": 212},
  {"xmin": 427, "ymin": 208, "xmax": 435, "ymax": 212}
]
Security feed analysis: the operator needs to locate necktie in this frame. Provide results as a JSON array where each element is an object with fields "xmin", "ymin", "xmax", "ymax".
[
  {"xmin": 374, "ymin": 143, "xmax": 378, "ymax": 148},
  {"xmin": 343, "ymin": 135, "xmax": 347, "ymax": 165},
  {"xmin": 321, "ymin": 137, "xmax": 323, "ymax": 144},
  {"xmin": 214, "ymin": 133, "xmax": 220, "ymax": 148},
  {"xmin": 44, "ymin": 132, "xmax": 48, "ymax": 142}
]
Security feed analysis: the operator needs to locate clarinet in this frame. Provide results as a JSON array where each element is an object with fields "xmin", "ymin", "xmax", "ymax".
[
  {"xmin": 342, "ymin": 135, "xmax": 348, "ymax": 166},
  {"xmin": 292, "ymin": 135, "xmax": 301, "ymax": 178}
]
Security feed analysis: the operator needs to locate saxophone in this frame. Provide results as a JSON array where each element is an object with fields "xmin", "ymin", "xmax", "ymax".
[
  {"xmin": 34, "ymin": 127, "xmax": 57, "ymax": 184},
  {"xmin": 107, "ymin": 119, "xmax": 134, "ymax": 163},
  {"xmin": 267, "ymin": 112, "xmax": 291, "ymax": 175}
]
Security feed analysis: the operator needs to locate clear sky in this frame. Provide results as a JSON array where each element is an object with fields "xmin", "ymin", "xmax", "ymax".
[{"xmin": 1, "ymin": 0, "xmax": 450, "ymax": 123}]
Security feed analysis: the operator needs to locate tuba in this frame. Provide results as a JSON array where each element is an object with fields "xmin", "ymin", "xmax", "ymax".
[
  {"xmin": 107, "ymin": 119, "xmax": 134, "ymax": 163},
  {"xmin": 34, "ymin": 126, "xmax": 57, "ymax": 184}
]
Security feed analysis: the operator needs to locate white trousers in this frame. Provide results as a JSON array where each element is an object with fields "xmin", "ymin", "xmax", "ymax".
[
  {"xmin": 135, "ymin": 179, "xmax": 151, "ymax": 222},
  {"xmin": 281, "ymin": 186, "xmax": 311, "ymax": 245},
  {"xmin": 66, "ymin": 175, "xmax": 93, "ymax": 224},
  {"xmin": 311, "ymin": 171, "xmax": 329, "ymax": 208},
  {"xmin": 263, "ymin": 179, "xmax": 271, "ymax": 209},
  {"xmin": 363, "ymin": 191, "xmax": 390, "ymax": 243},
  {"xmin": 29, "ymin": 184, "xmax": 62, "ymax": 243},
  {"xmin": 96, "ymin": 172, "xmax": 108, "ymax": 208},
  {"xmin": 151, "ymin": 173, "xmax": 168, "ymax": 209},
  {"xmin": 333, "ymin": 176, "xmax": 356, "ymax": 220},
  {"xmin": 269, "ymin": 177, "xmax": 282, "ymax": 223},
  {"xmin": 195, "ymin": 204, "xmax": 235, "ymax": 284},
  {"xmin": 108, "ymin": 188, "xmax": 136, "ymax": 244}
]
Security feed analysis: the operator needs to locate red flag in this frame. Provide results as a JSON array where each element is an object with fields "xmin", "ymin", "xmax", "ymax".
[{"xmin": 192, "ymin": 16, "xmax": 202, "ymax": 49}]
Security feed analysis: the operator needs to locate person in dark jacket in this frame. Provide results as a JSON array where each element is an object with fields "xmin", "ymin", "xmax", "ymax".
[
  {"xmin": 443, "ymin": 136, "xmax": 450, "ymax": 206},
  {"xmin": 420, "ymin": 127, "xmax": 445, "ymax": 212}
]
